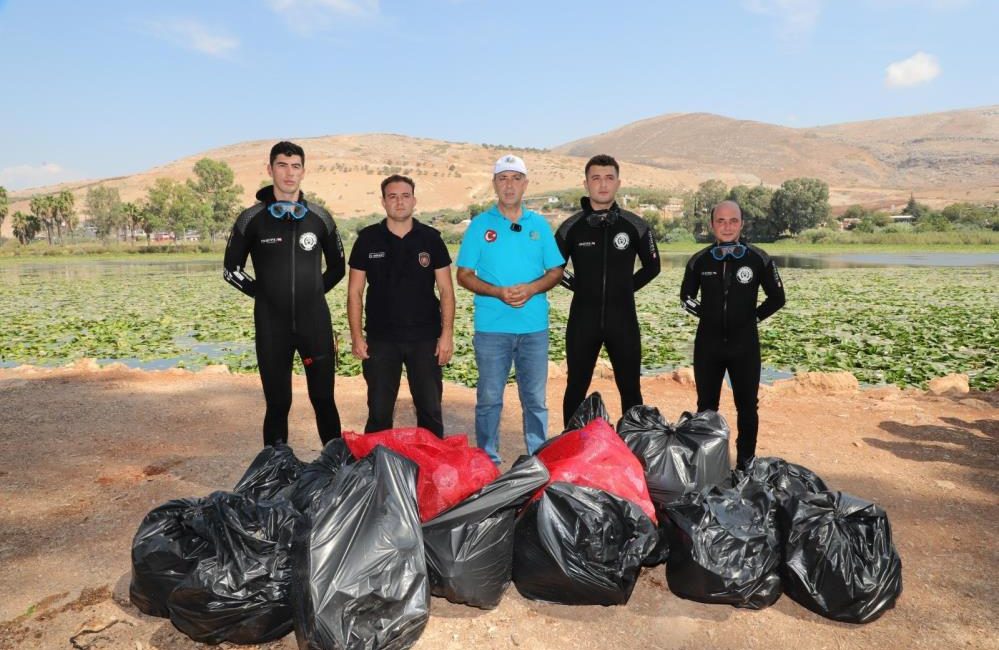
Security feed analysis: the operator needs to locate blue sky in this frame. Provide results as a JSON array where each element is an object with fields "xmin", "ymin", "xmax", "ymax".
[{"xmin": 1, "ymin": 0, "xmax": 995, "ymax": 190}]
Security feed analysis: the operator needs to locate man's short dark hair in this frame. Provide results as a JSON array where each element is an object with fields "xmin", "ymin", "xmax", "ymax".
[
  {"xmin": 585, "ymin": 154, "xmax": 619, "ymax": 176},
  {"xmin": 381, "ymin": 174, "xmax": 415, "ymax": 197},
  {"xmin": 270, "ymin": 141, "xmax": 305, "ymax": 166}
]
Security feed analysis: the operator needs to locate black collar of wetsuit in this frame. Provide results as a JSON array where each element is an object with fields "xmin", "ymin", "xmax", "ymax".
[
  {"xmin": 256, "ymin": 185, "xmax": 306, "ymax": 209},
  {"xmin": 581, "ymin": 196, "xmax": 620, "ymax": 227}
]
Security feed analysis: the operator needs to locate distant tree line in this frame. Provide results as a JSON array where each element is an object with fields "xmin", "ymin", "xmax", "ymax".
[
  {"xmin": 529, "ymin": 178, "xmax": 835, "ymax": 243},
  {"xmin": 840, "ymin": 195, "xmax": 997, "ymax": 233},
  {"xmin": 84, "ymin": 158, "xmax": 243, "ymax": 244},
  {"xmin": 0, "ymin": 158, "xmax": 243, "ymax": 246},
  {"xmin": 3, "ymin": 167, "xmax": 993, "ymax": 248}
]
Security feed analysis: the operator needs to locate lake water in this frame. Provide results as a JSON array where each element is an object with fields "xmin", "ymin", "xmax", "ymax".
[
  {"xmin": 2, "ymin": 253, "xmax": 995, "ymax": 384},
  {"xmin": 658, "ymin": 251, "xmax": 999, "ymax": 269},
  {"xmin": 3, "ymin": 251, "xmax": 997, "ymax": 281}
]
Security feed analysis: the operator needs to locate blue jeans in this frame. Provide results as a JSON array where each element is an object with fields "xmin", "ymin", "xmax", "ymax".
[{"xmin": 473, "ymin": 330, "xmax": 549, "ymax": 465}]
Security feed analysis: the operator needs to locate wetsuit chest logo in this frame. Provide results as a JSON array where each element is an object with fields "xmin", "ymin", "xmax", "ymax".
[
  {"xmin": 299, "ymin": 232, "xmax": 318, "ymax": 251},
  {"xmin": 736, "ymin": 266, "xmax": 754, "ymax": 284},
  {"xmin": 613, "ymin": 232, "xmax": 630, "ymax": 250},
  {"xmin": 260, "ymin": 237, "xmax": 282, "ymax": 244},
  {"xmin": 418, "ymin": 252, "xmax": 431, "ymax": 267}
]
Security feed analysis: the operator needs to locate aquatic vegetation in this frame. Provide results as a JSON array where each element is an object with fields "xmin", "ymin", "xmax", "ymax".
[{"xmin": 0, "ymin": 261, "xmax": 995, "ymax": 390}]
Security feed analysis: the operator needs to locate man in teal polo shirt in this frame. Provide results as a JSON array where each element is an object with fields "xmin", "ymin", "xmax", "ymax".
[{"xmin": 456, "ymin": 154, "xmax": 565, "ymax": 465}]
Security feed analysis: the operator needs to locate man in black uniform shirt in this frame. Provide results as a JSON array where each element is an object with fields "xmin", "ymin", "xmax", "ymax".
[
  {"xmin": 223, "ymin": 141, "xmax": 346, "ymax": 447},
  {"xmin": 555, "ymin": 154, "xmax": 661, "ymax": 426},
  {"xmin": 680, "ymin": 200, "xmax": 785, "ymax": 470},
  {"xmin": 347, "ymin": 174, "xmax": 455, "ymax": 437}
]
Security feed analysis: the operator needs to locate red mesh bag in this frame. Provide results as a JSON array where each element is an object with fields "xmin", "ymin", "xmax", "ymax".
[
  {"xmin": 534, "ymin": 418, "xmax": 656, "ymax": 522},
  {"xmin": 344, "ymin": 428, "xmax": 500, "ymax": 522}
]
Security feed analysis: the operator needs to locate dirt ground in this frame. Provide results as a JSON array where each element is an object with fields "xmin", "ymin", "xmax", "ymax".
[{"xmin": 1, "ymin": 362, "xmax": 996, "ymax": 650}]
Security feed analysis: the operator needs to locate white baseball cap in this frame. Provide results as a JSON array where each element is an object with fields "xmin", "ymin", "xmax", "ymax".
[{"xmin": 493, "ymin": 154, "xmax": 527, "ymax": 176}]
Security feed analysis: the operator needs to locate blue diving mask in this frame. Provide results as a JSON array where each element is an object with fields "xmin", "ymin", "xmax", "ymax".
[
  {"xmin": 710, "ymin": 243, "xmax": 747, "ymax": 261},
  {"xmin": 268, "ymin": 201, "xmax": 308, "ymax": 221}
]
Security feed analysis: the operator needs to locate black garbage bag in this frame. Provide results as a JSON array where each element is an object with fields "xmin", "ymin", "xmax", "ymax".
[
  {"xmin": 782, "ymin": 491, "xmax": 902, "ymax": 624},
  {"xmin": 166, "ymin": 491, "xmax": 302, "ymax": 645},
  {"xmin": 512, "ymin": 482, "xmax": 658, "ymax": 606},
  {"xmin": 616, "ymin": 405, "xmax": 676, "ymax": 567},
  {"xmin": 233, "ymin": 442, "xmax": 306, "ymax": 502},
  {"xmin": 129, "ymin": 497, "xmax": 211, "ymax": 618},
  {"xmin": 423, "ymin": 455, "xmax": 549, "ymax": 609},
  {"xmin": 741, "ymin": 456, "xmax": 829, "ymax": 510},
  {"xmin": 284, "ymin": 439, "xmax": 356, "ymax": 515},
  {"xmin": 664, "ymin": 478, "xmax": 782, "ymax": 609},
  {"xmin": 291, "ymin": 446, "xmax": 429, "ymax": 650},
  {"xmin": 616, "ymin": 404, "xmax": 674, "ymax": 471},
  {"xmin": 641, "ymin": 492, "xmax": 673, "ymax": 568},
  {"xmin": 564, "ymin": 391, "xmax": 611, "ymax": 432},
  {"xmin": 618, "ymin": 407, "xmax": 730, "ymax": 504}
]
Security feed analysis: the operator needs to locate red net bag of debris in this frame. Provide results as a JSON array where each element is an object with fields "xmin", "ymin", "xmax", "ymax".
[
  {"xmin": 534, "ymin": 418, "xmax": 656, "ymax": 523},
  {"xmin": 344, "ymin": 428, "xmax": 500, "ymax": 521}
]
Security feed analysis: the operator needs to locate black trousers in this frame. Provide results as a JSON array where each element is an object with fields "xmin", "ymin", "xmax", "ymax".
[
  {"xmin": 255, "ymin": 303, "xmax": 341, "ymax": 447},
  {"xmin": 562, "ymin": 310, "xmax": 644, "ymax": 427},
  {"xmin": 362, "ymin": 338, "xmax": 444, "ymax": 437},
  {"xmin": 693, "ymin": 328, "xmax": 761, "ymax": 465}
]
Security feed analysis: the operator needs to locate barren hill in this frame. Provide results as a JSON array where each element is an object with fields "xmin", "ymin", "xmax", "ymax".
[
  {"xmin": 555, "ymin": 105, "xmax": 999, "ymax": 208},
  {"xmin": 5, "ymin": 106, "xmax": 998, "ymax": 239},
  {"xmin": 2, "ymin": 135, "xmax": 717, "ymax": 238},
  {"xmin": 810, "ymin": 106, "xmax": 999, "ymax": 191}
]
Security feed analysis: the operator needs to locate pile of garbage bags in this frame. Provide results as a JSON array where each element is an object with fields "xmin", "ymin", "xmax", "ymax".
[
  {"xmin": 131, "ymin": 435, "xmax": 549, "ymax": 648},
  {"xmin": 131, "ymin": 395, "xmax": 902, "ymax": 647}
]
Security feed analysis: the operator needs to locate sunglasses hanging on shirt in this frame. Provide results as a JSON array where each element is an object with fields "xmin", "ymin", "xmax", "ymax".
[
  {"xmin": 510, "ymin": 223, "xmax": 523, "ymax": 232},
  {"xmin": 710, "ymin": 243, "xmax": 747, "ymax": 261},
  {"xmin": 268, "ymin": 201, "xmax": 308, "ymax": 221}
]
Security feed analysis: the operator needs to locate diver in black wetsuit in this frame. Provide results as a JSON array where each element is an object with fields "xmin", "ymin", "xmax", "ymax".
[
  {"xmin": 680, "ymin": 200, "xmax": 785, "ymax": 470},
  {"xmin": 555, "ymin": 154, "xmax": 661, "ymax": 426},
  {"xmin": 223, "ymin": 141, "xmax": 345, "ymax": 446}
]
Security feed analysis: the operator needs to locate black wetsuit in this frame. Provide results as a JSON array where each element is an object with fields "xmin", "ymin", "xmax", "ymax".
[
  {"xmin": 556, "ymin": 198, "xmax": 661, "ymax": 426},
  {"xmin": 680, "ymin": 241, "xmax": 785, "ymax": 467},
  {"xmin": 223, "ymin": 186, "xmax": 346, "ymax": 446}
]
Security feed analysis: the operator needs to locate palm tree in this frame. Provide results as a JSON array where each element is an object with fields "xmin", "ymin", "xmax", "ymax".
[
  {"xmin": 12, "ymin": 211, "xmax": 40, "ymax": 244},
  {"xmin": 56, "ymin": 190, "xmax": 77, "ymax": 239},
  {"xmin": 121, "ymin": 201, "xmax": 142, "ymax": 243},
  {"xmin": 0, "ymin": 186, "xmax": 8, "ymax": 242},
  {"xmin": 29, "ymin": 195, "xmax": 54, "ymax": 245}
]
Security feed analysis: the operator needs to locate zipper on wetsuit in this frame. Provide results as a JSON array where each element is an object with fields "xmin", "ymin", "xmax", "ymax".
[
  {"xmin": 291, "ymin": 220, "xmax": 298, "ymax": 334},
  {"xmin": 722, "ymin": 259, "xmax": 728, "ymax": 343},
  {"xmin": 600, "ymin": 227, "xmax": 608, "ymax": 328}
]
